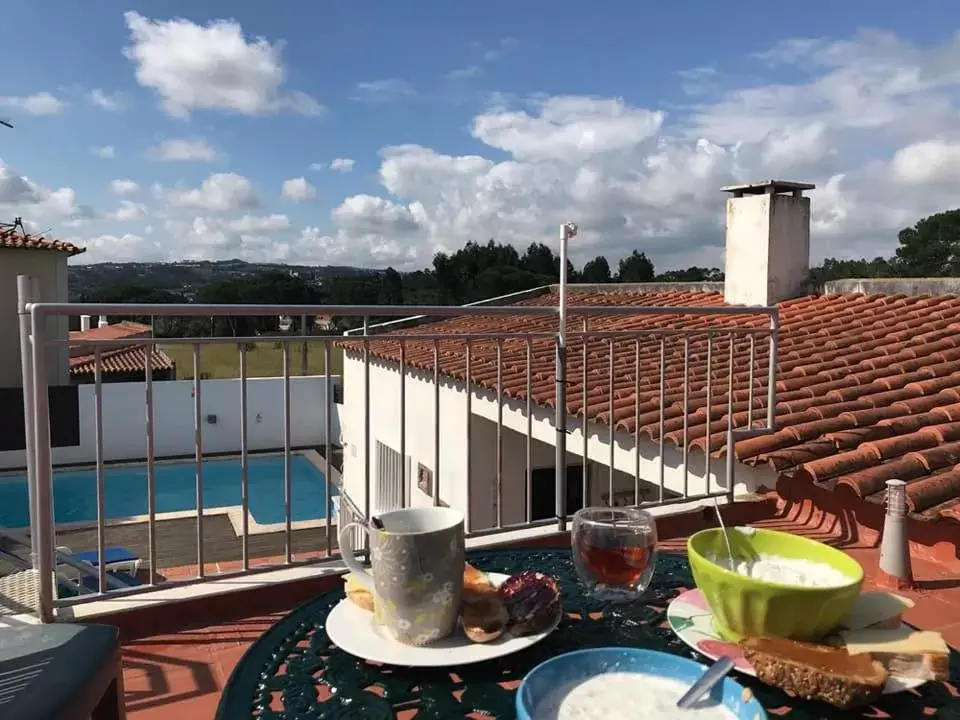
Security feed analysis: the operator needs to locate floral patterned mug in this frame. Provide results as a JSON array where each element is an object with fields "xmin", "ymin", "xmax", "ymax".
[{"xmin": 339, "ymin": 507, "xmax": 465, "ymax": 645}]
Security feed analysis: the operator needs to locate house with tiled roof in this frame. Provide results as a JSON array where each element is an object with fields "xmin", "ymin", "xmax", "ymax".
[
  {"xmin": 68, "ymin": 319, "xmax": 176, "ymax": 384},
  {"xmin": 338, "ymin": 181, "xmax": 960, "ymax": 556},
  {"xmin": 0, "ymin": 222, "xmax": 85, "ymax": 389}
]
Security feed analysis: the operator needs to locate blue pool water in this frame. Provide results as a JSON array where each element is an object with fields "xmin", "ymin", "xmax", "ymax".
[{"xmin": 0, "ymin": 454, "xmax": 336, "ymax": 528}]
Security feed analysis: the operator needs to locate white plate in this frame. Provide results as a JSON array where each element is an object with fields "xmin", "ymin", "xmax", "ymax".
[
  {"xmin": 666, "ymin": 588, "xmax": 925, "ymax": 695},
  {"xmin": 326, "ymin": 572, "xmax": 559, "ymax": 667}
]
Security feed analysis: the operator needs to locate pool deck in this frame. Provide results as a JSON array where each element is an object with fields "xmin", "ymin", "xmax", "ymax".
[{"xmin": 57, "ymin": 514, "xmax": 338, "ymax": 579}]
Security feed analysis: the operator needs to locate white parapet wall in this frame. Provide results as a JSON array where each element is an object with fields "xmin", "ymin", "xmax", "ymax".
[{"xmin": 0, "ymin": 375, "xmax": 342, "ymax": 470}]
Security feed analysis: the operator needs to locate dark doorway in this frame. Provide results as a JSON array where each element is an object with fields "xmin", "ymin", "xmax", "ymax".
[{"xmin": 530, "ymin": 465, "xmax": 585, "ymax": 521}]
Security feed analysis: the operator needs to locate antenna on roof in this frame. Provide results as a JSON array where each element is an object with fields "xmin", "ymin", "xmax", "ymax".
[
  {"xmin": 0, "ymin": 217, "xmax": 29, "ymax": 236},
  {"xmin": 0, "ymin": 119, "xmax": 12, "ymax": 129}
]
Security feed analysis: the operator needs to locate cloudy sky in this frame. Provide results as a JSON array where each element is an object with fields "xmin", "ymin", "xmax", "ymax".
[{"xmin": 2, "ymin": 1, "xmax": 960, "ymax": 271}]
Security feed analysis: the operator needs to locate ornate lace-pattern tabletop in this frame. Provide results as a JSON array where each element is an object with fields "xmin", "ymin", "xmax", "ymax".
[{"xmin": 217, "ymin": 548, "xmax": 960, "ymax": 719}]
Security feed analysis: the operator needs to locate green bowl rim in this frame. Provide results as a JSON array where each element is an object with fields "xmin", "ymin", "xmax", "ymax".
[{"xmin": 686, "ymin": 527, "xmax": 865, "ymax": 592}]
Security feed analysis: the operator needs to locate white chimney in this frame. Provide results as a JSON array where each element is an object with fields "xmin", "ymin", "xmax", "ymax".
[
  {"xmin": 98, "ymin": 315, "xmax": 109, "ymax": 328},
  {"xmin": 80, "ymin": 315, "xmax": 91, "ymax": 332},
  {"xmin": 722, "ymin": 180, "xmax": 815, "ymax": 306}
]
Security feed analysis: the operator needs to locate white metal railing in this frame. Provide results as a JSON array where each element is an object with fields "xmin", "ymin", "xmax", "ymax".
[{"xmin": 16, "ymin": 276, "xmax": 779, "ymax": 622}]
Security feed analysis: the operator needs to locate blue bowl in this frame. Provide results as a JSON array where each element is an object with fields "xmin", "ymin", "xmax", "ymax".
[{"xmin": 516, "ymin": 647, "xmax": 767, "ymax": 719}]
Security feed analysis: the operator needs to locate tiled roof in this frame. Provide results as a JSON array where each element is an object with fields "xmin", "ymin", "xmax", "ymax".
[
  {"xmin": 0, "ymin": 229, "xmax": 85, "ymax": 256},
  {"xmin": 69, "ymin": 346, "xmax": 176, "ymax": 376},
  {"xmin": 339, "ymin": 289, "xmax": 960, "ymax": 524},
  {"xmin": 69, "ymin": 321, "xmax": 174, "ymax": 376},
  {"xmin": 69, "ymin": 321, "xmax": 153, "ymax": 344}
]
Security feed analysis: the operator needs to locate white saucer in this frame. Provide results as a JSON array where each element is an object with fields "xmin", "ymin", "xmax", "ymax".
[{"xmin": 325, "ymin": 572, "xmax": 559, "ymax": 667}]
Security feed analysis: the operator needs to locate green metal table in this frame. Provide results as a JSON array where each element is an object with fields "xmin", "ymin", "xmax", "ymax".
[{"xmin": 217, "ymin": 548, "xmax": 960, "ymax": 719}]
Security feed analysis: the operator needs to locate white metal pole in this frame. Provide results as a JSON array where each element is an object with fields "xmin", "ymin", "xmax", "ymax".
[
  {"xmin": 16, "ymin": 276, "xmax": 38, "ymax": 570},
  {"xmin": 554, "ymin": 222, "xmax": 577, "ymax": 531}
]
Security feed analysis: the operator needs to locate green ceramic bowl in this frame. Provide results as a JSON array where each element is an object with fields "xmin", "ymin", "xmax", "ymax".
[{"xmin": 687, "ymin": 528, "xmax": 864, "ymax": 642}]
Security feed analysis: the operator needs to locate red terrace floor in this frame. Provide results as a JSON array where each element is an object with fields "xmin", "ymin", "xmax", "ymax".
[{"xmin": 118, "ymin": 502, "xmax": 960, "ymax": 720}]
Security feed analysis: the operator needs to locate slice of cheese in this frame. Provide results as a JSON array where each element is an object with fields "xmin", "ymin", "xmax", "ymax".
[
  {"xmin": 840, "ymin": 628, "xmax": 950, "ymax": 681},
  {"xmin": 841, "ymin": 592, "xmax": 915, "ymax": 630},
  {"xmin": 841, "ymin": 628, "xmax": 949, "ymax": 655}
]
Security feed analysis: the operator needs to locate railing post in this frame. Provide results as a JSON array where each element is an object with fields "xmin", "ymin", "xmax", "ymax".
[
  {"xmin": 29, "ymin": 301, "xmax": 55, "ymax": 622},
  {"xmin": 16, "ymin": 276, "xmax": 39, "ymax": 572}
]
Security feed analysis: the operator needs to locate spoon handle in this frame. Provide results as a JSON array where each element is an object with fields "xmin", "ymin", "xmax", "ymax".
[{"xmin": 676, "ymin": 656, "xmax": 735, "ymax": 709}]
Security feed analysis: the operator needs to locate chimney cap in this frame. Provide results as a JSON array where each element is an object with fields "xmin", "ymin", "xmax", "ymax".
[{"xmin": 722, "ymin": 180, "xmax": 816, "ymax": 198}]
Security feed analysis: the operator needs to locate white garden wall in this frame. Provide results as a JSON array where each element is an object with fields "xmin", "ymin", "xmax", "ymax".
[{"xmin": 0, "ymin": 376, "xmax": 342, "ymax": 470}]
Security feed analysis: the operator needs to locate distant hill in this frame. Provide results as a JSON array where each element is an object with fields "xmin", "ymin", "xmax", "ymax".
[{"xmin": 68, "ymin": 259, "xmax": 378, "ymax": 300}]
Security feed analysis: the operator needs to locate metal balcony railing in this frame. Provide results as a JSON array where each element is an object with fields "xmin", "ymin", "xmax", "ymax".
[{"xmin": 14, "ymin": 275, "xmax": 778, "ymax": 622}]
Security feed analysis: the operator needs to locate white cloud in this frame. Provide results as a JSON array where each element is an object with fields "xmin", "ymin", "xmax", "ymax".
[
  {"xmin": 122, "ymin": 11, "xmax": 324, "ymax": 118},
  {"xmin": 107, "ymin": 200, "xmax": 148, "ymax": 222},
  {"xmin": 165, "ymin": 173, "xmax": 260, "ymax": 213},
  {"xmin": 92, "ymin": 146, "xmax": 115, "ymax": 159},
  {"xmin": 472, "ymin": 96, "xmax": 665, "ymax": 161},
  {"xmin": 307, "ymin": 29, "xmax": 960, "ymax": 269},
  {"xmin": 89, "ymin": 89, "xmax": 126, "ymax": 112},
  {"xmin": 352, "ymin": 79, "xmax": 416, "ymax": 103},
  {"xmin": 329, "ymin": 158, "xmax": 355, "ymax": 173},
  {"xmin": 24, "ymin": 28, "xmax": 960, "ymax": 271},
  {"xmin": 147, "ymin": 138, "xmax": 220, "ymax": 162},
  {"xmin": 281, "ymin": 177, "xmax": 316, "ymax": 202},
  {"xmin": 0, "ymin": 161, "xmax": 93, "ymax": 226},
  {"xmin": 0, "ymin": 92, "xmax": 67, "ymax": 115},
  {"xmin": 110, "ymin": 179, "xmax": 139, "ymax": 196}
]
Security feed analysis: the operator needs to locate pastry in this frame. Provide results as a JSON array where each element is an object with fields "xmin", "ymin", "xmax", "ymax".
[
  {"xmin": 462, "ymin": 593, "xmax": 509, "ymax": 643},
  {"xmin": 498, "ymin": 571, "xmax": 562, "ymax": 637},
  {"xmin": 343, "ymin": 573, "xmax": 375, "ymax": 612}
]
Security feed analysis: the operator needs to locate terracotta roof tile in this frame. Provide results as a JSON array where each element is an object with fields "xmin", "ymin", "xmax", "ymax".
[
  {"xmin": 0, "ymin": 229, "xmax": 85, "ymax": 256},
  {"xmin": 69, "ymin": 346, "xmax": 175, "ymax": 377},
  {"xmin": 68, "ymin": 321, "xmax": 174, "ymax": 377},
  {"xmin": 339, "ymin": 288, "xmax": 960, "ymax": 524}
]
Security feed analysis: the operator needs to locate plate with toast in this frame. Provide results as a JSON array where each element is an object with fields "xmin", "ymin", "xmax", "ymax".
[
  {"xmin": 668, "ymin": 588, "xmax": 950, "ymax": 710},
  {"xmin": 326, "ymin": 563, "xmax": 562, "ymax": 667}
]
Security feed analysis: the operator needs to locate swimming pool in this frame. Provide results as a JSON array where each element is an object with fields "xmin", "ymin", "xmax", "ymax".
[{"xmin": 0, "ymin": 453, "xmax": 336, "ymax": 528}]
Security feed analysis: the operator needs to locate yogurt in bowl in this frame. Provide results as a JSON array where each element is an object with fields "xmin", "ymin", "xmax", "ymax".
[
  {"xmin": 687, "ymin": 527, "xmax": 864, "ymax": 641},
  {"xmin": 517, "ymin": 648, "xmax": 767, "ymax": 720},
  {"xmin": 707, "ymin": 553, "xmax": 853, "ymax": 588}
]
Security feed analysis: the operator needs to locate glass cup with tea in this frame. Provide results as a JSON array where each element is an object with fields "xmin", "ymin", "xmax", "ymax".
[{"xmin": 571, "ymin": 506, "xmax": 658, "ymax": 602}]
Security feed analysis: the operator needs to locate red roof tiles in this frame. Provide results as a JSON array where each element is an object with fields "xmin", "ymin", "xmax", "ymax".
[
  {"xmin": 69, "ymin": 322, "xmax": 174, "ymax": 377},
  {"xmin": 69, "ymin": 346, "xmax": 175, "ymax": 377},
  {"xmin": 340, "ymin": 288, "xmax": 960, "ymax": 524},
  {"xmin": 0, "ymin": 228, "xmax": 85, "ymax": 256}
]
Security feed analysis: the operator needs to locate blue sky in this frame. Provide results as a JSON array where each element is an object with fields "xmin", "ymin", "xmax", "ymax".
[{"xmin": 2, "ymin": 2, "xmax": 960, "ymax": 269}]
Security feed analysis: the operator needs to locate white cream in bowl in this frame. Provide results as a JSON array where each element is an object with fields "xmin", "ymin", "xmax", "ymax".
[
  {"xmin": 708, "ymin": 552, "xmax": 852, "ymax": 588},
  {"xmin": 532, "ymin": 672, "xmax": 736, "ymax": 720}
]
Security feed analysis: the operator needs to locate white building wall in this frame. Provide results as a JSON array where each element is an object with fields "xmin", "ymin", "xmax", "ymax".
[
  {"xmin": 341, "ymin": 355, "xmax": 469, "ymax": 524},
  {"xmin": 341, "ymin": 352, "xmax": 777, "ymax": 531},
  {"xmin": 0, "ymin": 251, "xmax": 70, "ymax": 387},
  {"xmin": 0, "ymin": 375, "xmax": 341, "ymax": 470}
]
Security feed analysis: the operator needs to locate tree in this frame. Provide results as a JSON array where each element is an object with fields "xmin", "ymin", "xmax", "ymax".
[
  {"xmin": 580, "ymin": 256, "xmax": 612, "ymax": 283},
  {"xmin": 377, "ymin": 267, "xmax": 404, "ymax": 306},
  {"xmin": 655, "ymin": 266, "xmax": 723, "ymax": 282},
  {"xmin": 616, "ymin": 250, "xmax": 655, "ymax": 283},
  {"xmin": 894, "ymin": 209, "xmax": 960, "ymax": 276}
]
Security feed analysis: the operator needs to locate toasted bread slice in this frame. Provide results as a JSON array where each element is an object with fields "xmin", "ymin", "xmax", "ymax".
[
  {"xmin": 741, "ymin": 636, "xmax": 888, "ymax": 710},
  {"xmin": 841, "ymin": 628, "xmax": 950, "ymax": 682}
]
